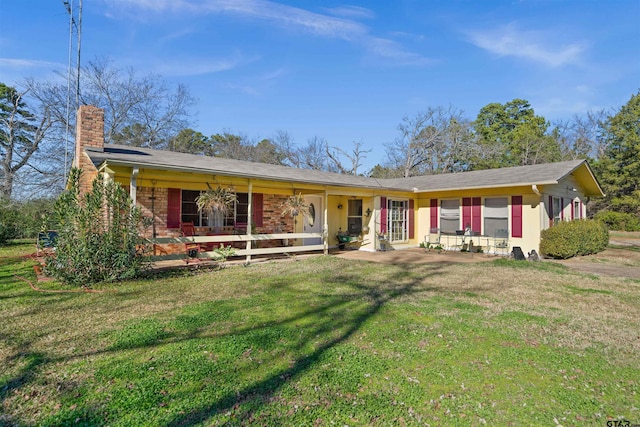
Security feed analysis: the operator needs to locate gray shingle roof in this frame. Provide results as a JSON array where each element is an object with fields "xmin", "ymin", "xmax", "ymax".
[
  {"xmin": 88, "ymin": 144, "xmax": 601, "ymax": 195},
  {"xmin": 382, "ymin": 160, "xmax": 587, "ymax": 191},
  {"xmin": 89, "ymin": 144, "xmax": 388, "ymax": 188}
]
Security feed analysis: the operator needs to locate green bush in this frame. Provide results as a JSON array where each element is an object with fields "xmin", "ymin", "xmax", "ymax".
[
  {"xmin": 539, "ymin": 219, "xmax": 609, "ymax": 259},
  {"xmin": 0, "ymin": 198, "xmax": 57, "ymax": 245},
  {"xmin": 0, "ymin": 200, "xmax": 20, "ymax": 244},
  {"xmin": 593, "ymin": 210, "xmax": 640, "ymax": 231},
  {"xmin": 44, "ymin": 169, "xmax": 151, "ymax": 287}
]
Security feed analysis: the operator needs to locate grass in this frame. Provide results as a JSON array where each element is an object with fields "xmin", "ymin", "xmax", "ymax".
[
  {"xmin": 1, "ymin": 242, "xmax": 639, "ymax": 426},
  {"xmin": 609, "ymin": 231, "xmax": 640, "ymax": 239}
]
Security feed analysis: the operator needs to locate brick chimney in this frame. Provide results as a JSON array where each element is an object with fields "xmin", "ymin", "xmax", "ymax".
[{"xmin": 74, "ymin": 105, "xmax": 105, "ymax": 194}]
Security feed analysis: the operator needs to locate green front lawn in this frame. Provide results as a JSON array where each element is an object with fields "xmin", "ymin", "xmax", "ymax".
[{"xmin": 1, "ymin": 243, "xmax": 638, "ymax": 426}]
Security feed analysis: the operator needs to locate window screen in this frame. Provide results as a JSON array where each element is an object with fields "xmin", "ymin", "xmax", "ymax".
[
  {"xmin": 347, "ymin": 199, "xmax": 362, "ymax": 234},
  {"xmin": 440, "ymin": 199, "xmax": 460, "ymax": 234},
  {"xmin": 553, "ymin": 197, "xmax": 562, "ymax": 224},
  {"xmin": 484, "ymin": 197, "xmax": 508, "ymax": 237}
]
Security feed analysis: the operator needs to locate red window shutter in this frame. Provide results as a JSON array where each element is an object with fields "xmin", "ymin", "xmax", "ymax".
[
  {"xmin": 408, "ymin": 199, "xmax": 415, "ymax": 239},
  {"xmin": 472, "ymin": 197, "xmax": 481, "ymax": 233},
  {"xmin": 512, "ymin": 196, "xmax": 523, "ymax": 238},
  {"xmin": 380, "ymin": 197, "xmax": 387, "ymax": 234},
  {"xmin": 430, "ymin": 199, "xmax": 438, "ymax": 230},
  {"xmin": 252, "ymin": 193, "xmax": 263, "ymax": 227},
  {"xmin": 462, "ymin": 198, "xmax": 471, "ymax": 230},
  {"xmin": 548, "ymin": 195, "xmax": 553, "ymax": 227},
  {"xmin": 167, "ymin": 188, "xmax": 181, "ymax": 229},
  {"xmin": 560, "ymin": 198, "xmax": 564, "ymax": 220}
]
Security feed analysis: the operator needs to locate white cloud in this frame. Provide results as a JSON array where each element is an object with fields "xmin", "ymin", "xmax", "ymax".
[
  {"xmin": 0, "ymin": 58, "xmax": 64, "ymax": 70},
  {"xmin": 100, "ymin": 0, "xmax": 429, "ymax": 66},
  {"xmin": 466, "ymin": 23, "xmax": 586, "ymax": 67},
  {"xmin": 103, "ymin": 0, "xmax": 366, "ymax": 39},
  {"xmin": 365, "ymin": 38, "xmax": 433, "ymax": 66},
  {"xmin": 159, "ymin": 27, "xmax": 198, "ymax": 43},
  {"xmin": 0, "ymin": 58, "xmax": 67, "ymax": 84},
  {"xmin": 222, "ymin": 82, "xmax": 260, "ymax": 96},
  {"xmin": 153, "ymin": 53, "xmax": 255, "ymax": 76},
  {"xmin": 260, "ymin": 67, "xmax": 288, "ymax": 81},
  {"xmin": 323, "ymin": 5, "xmax": 375, "ymax": 20}
]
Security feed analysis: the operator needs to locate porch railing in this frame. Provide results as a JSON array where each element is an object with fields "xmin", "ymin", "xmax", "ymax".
[{"xmin": 150, "ymin": 232, "xmax": 326, "ymax": 263}]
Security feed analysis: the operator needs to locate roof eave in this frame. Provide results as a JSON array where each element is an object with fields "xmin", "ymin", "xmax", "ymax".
[
  {"xmin": 411, "ymin": 180, "xmax": 560, "ymax": 193},
  {"xmin": 97, "ymin": 159, "xmax": 413, "ymax": 191}
]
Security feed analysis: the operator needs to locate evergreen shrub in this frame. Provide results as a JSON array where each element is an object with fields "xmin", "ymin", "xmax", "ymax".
[
  {"xmin": 45, "ymin": 169, "xmax": 151, "ymax": 286},
  {"xmin": 0, "ymin": 205, "xmax": 18, "ymax": 244},
  {"xmin": 0, "ymin": 198, "xmax": 57, "ymax": 245},
  {"xmin": 539, "ymin": 219, "xmax": 609, "ymax": 259},
  {"xmin": 593, "ymin": 210, "xmax": 640, "ymax": 231}
]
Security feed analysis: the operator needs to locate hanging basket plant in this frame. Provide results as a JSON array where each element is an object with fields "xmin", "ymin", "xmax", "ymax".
[
  {"xmin": 196, "ymin": 184, "xmax": 237, "ymax": 218},
  {"xmin": 280, "ymin": 193, "xmax": 310, "ymax": 218}
]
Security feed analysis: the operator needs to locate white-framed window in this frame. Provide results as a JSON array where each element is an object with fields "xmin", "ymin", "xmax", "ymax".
[
  {"xmin": 574, "ymin": 200, "xmax": 581, "ymax": 220},
  {"xmin": 552, "ymin": 196, "xmax": 562, "ymax": 224},
  {"xmin": 181, "ymin": 190, "xmax": 236, "ymax": 227},
  {"xmin": 388, "ymin": 199, "xmax": 408, "ymax": 242},
  {"xmin": 440, "ymin": 199, "xmax": 460, "ymax": 234},
  {"xmin": 484, "ymin": 197, "xmax": 508, "ymax": 237},
  {"xmin": 347, "ymin": 199, "xmax": 363, "ymax": 234}
]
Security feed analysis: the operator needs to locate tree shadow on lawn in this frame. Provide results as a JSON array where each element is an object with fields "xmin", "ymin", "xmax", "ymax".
[
  {"xmin": 1, "ymin": 260, "xmax": 444, "ymax": 425},
  {"xmin": 0, "ymin": 337, "xmax": 49, "ymax": 426},
  {"xmin": 158, "ymin": 262, "xmax": 443, "ymax": 426}
]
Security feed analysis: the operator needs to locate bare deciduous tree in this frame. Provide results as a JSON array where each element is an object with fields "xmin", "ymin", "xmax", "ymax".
[
  {"xmin": 16, "ymin": 57, "xmax": 197, "ymax": 198},
  {"xmin": 326, "ymin": 140, "xmax": 371, "ymax": 175},
  {"xmin": 553, "ymin": 109, "xmax": 608, "ymax": 160},
  {"xmin": 0, "ymin": 83, "xmax": 55, "ymax": 199},
  {"xmin": 80, "ymin": 57, "xmax": 195, "ymax": 148},
  {"xmin": 385, "ymin": 106, "xmax": 472, "ymax": 177}
]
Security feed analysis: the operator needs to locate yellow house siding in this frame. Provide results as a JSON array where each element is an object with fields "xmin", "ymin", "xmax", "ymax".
[
  {"xmin": 414, "ymin": 187, "xmax": 546, "ymax": 255},
  {"xmin": 107, "ymin": 163, "xmax": 591, "ymax": 256},
  {"xmin": 517, "ymin": 193, "xmax": 543, "ymax": 255}
]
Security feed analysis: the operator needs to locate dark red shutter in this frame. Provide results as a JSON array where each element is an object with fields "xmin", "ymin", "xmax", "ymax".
[
  {"xmin": 472, "ymin": 197, "xmax": 481, "ymax": 233},
  {"xmin": 252, "ymin": 193, "xmax": 263, "ymax": 227},
  {"xmin": 380, "ymin": 197, "xmax": 387, "ymax": 234},
  {"xmin": 512, "ymin": 195, "xmax": 523, "ymax": 238},
  {"xmin": 560, "ymin": 198, "xmax": 564, "ymax": 220},
  {"xmin": 462, "ymin": 198, "xmax": 471, "ymax": 230},
  {"xmin": 430, "ymin": 199, "xmax": 438, "ymax": 230},
  {"xmin": 408, "ymin": 199, "xmax": 415, "ymax": 239},
  {"xmin": 167, "ymin": 188, "xmax": 181, "ymax": 229},
  {"xmin": 548, "ymin": 195, "xmax": 553, "ymax": 227}
]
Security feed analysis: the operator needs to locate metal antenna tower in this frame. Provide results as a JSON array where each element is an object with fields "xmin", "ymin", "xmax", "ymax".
[{"xmin": 62, "ymin": 0, "xmax": 82, "ymax": 174}]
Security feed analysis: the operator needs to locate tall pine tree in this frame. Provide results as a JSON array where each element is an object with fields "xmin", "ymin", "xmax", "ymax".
[{"xmin": 595, "ymin": 91, "xmax": 640, "ymax": 214}]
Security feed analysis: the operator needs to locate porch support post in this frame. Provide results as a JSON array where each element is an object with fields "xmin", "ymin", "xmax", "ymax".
[
  {"xmin": 246, "ymin": 180, "xmax": 253, "ymax": 264},
  {"xmin": 323, "ymin": 189, "xmax": 328, "ymax": 255},
  {"xmin": 130, "ymin": 167, "xmax": 139, "ymax": 206}
]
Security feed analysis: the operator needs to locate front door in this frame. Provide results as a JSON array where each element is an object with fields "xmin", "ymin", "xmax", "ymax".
[{"xmin": 303, "ymin": 195, "xmax": 323, "ymax": 245}]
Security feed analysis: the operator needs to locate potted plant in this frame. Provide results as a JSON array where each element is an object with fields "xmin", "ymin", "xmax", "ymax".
[
  {"xmin": 280, "ymin": 193, "xmax": 310, "ymax": 219},
  {"xmin": 195, "ymin": 184, "xmax": 237, "ymax": 225}
]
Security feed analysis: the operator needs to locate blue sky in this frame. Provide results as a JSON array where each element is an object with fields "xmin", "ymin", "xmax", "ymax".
[{"xmin": 1, "ymin": 0, "xmax": 639, "ymax": 170}]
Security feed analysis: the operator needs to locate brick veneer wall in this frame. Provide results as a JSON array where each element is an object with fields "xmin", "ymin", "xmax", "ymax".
[
  {"xmin": 73, "ymin": 105, "xmax": 306, "ymax": 257},
  {"xmin": 74, "ymin": 105, "xmax": 104, "ymax": 195},
  {"xmin": 135, "ymin": 190, "xmax": 297, "ymax": 254},
  {"xmin": 261, "ymin": 194, "xmax": 294, "ymax": 233}
]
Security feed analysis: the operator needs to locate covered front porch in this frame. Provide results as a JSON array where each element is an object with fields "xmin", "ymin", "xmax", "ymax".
[{"xmin": 116, "ymin": 165, "xmax": 409, "ymax": 263}]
